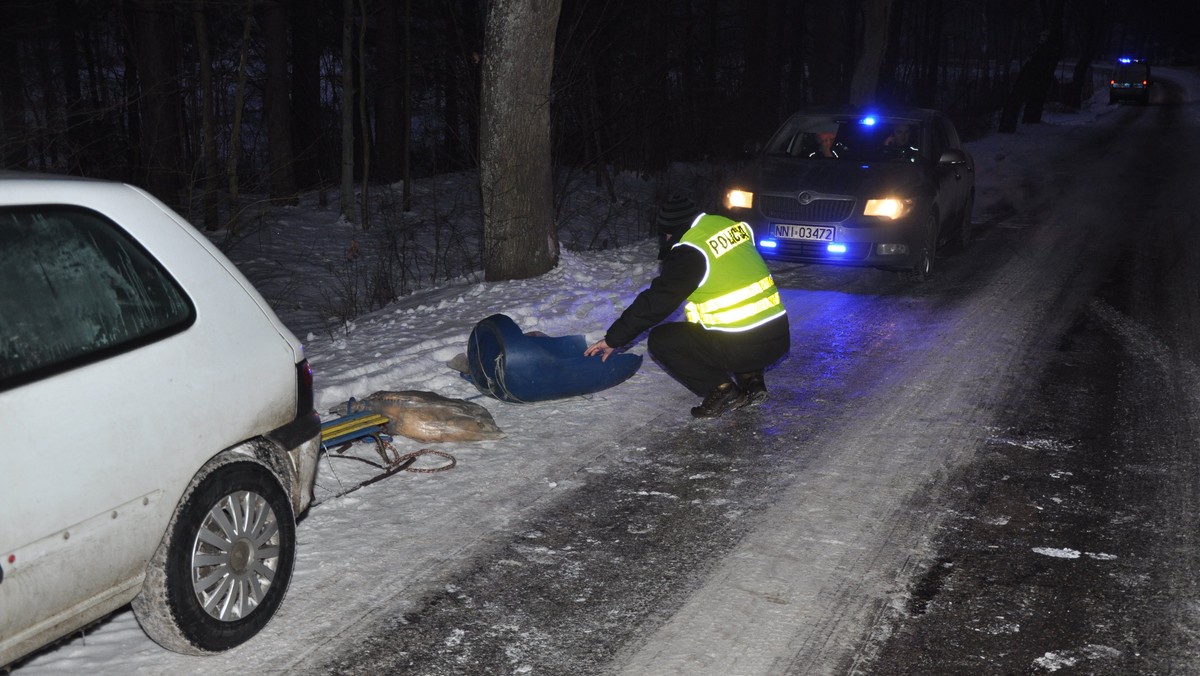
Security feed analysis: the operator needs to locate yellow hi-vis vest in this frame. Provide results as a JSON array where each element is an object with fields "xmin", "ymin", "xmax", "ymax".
[{"xmin": 675, "ymin": 214, "xmax": 785, "ymax": 331}]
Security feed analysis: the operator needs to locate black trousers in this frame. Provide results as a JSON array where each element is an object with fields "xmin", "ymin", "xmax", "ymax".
[{"xmin": 647, "ymin": 315, "xmax": 790, "ymax": 395}]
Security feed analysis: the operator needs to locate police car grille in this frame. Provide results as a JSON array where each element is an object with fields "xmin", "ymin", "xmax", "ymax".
[{"xmin": 760, "ymin": 195, "xmax": 855, "ymax": 223}]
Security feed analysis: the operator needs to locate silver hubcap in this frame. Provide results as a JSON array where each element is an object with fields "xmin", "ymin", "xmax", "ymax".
[{"xmin": 190, "ymin": 490, "xmax": 281, "ymax": 621}]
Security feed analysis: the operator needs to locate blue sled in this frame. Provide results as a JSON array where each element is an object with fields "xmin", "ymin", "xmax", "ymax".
[{"xmin": 465, "ymin": 313, "xmax": 642, "ymax": 403}]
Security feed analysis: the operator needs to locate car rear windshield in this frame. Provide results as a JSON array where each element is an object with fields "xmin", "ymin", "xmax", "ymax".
[
  {"xmin": 1113, "ymin": 63, "xmax": 1149, "ymax": 84},
  {"xmin": 765, "ymin": 115, "xmax": 923, "ymax": 162},
  {"xmin": 0, "ymin": 206, "xmax": 194, "ymax": 390}
]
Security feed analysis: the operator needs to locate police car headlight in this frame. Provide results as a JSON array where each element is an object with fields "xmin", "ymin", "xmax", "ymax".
[
  {"xmin": 864, "ymin": 198, "xmax": 913, "ymax": 220},
  {"xmin": 725, "ymin": 189, "xmax": 754, "ymax": 210}
]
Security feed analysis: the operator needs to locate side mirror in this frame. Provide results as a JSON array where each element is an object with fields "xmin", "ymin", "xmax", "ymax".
[{"xmin": 938, "ymin": 148, "xmax": 968, "ymax": 166}]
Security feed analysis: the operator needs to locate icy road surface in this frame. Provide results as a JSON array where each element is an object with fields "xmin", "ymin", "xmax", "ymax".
[{"xmin": 12, "ymin": 69, "xmax": 1200, "ymax": 675}]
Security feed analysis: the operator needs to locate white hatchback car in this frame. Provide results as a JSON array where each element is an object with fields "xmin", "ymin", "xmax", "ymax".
[{"xmin": 0, "ymin": 173, "xmax": 321, "ymax": 667}]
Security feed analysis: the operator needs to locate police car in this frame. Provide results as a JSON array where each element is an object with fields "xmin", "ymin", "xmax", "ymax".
[
  {"xmin": 723, "ymin": 106, "xmax": 975, "ymax": 281},
  {"xmin": 1110, "ymin": 57, "xmax": 1151, "ymax": 104}
]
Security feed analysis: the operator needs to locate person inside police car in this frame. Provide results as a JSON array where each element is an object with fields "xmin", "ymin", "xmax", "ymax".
[
  {"xmin": 884, "ymin": 123, "xmax": 918, "ymax": 157},
  {"xmin": 585, "ymin": 196, "xmax": 790, "ymax": 418},
  {"xmin": 809, "ymin": 130, "xmax": 840, "ymax": 158},
  {"xmin": 807, "ymin": 121, "xmax": 842, "ymax": 158}
]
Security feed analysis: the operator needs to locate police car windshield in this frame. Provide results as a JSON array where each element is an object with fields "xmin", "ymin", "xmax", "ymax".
[{"xmin": 764, "ymin": 116, "xmax": 921, "ymax": 162}]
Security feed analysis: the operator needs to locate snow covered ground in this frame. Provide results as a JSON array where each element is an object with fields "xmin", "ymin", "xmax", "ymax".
[{"xmin": 13, "ymin": 69, "xmax": 1198, "ymax": 674}]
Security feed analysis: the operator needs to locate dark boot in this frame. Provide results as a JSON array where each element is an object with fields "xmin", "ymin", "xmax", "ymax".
[
  {"xmin": 735, "ymin": 371, "xmax": 767, "ymax": 405},
  {"xmin": 691, "ymin": 381, "xmax": 749, "ymax": 418}
]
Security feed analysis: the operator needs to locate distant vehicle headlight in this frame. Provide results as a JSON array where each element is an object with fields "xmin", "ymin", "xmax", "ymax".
[
  {"xmin": 725, "ymin": 189, "xmax": 754, "ymax": 210},
  {"xmin": 864, "ymin": 197, "xmax": 913, "ymax": 219}
]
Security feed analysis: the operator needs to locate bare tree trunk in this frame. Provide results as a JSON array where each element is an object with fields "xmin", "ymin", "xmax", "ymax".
[
  {"xmin": 782, "ymin": 3, "xmax": 809, "ymax": 112},
  {"xmin": 357, "ymin": 0, "xmax": 370, "ymax": 231},
  {"xmin": 586, "ymin": 71, "xmax": 615, "ymax": 201},
  {"xmin": 849, "ymin": 0, "xmax": 894, "ymax": 106},
  {"xmin": 444, "ymin": 0, "xmax": 483, "ymax": 173},
  {"xmin": 698, "ymin": 0, "xmax": 718, "ymax": 143},
  {"xmin": 129, "ymin": 0, "xmax": 184, "ymax": 208},
  {"xmin": 402, "ymin": 0, "xmax": 413, "ymax": 211},
  {"xmin": 743, "ymin": 0, "xmax": 787, "ymax": 139},
  {"xmin": 339, "ymin": 0, "xmax": 356, "ymax": 224},
  {"xmin": 121, "ymin": 23, "xmax": 141, "ymax": 182},
  {"xmin": 226, "ymin": 0, "xmax": 252, "ymax": 232},
  {"xmin": 0, "ymin": 36, "xmax": 29, "ymax": 169},
  {"xmin": 479, "ymin": 0, "xmax": 562, "ymax": 281},
  {"xmin": 917, "ymin": 0, "xmax": 943, "ymax": 106},
  {"xmin": 34, "ymin": 33, "xmax": 61, "ymax": 170},
  {"xmin": 261, "ymin": 0, "xmax": 297, "ymax": 204},
  {"xmin": 999, "ymin": 0, "xmax": 1065, "ymax": 131},
  {"xmin": 1066, "ymin": 1, "xmax": 1106, "ymax": 108},
  {"xmin": 877, "ymin": 0, "xmax": 906, "ymax": 102},
  {"xmin": 374, "ymin": 0, "xmax": 402, "ymax": 183},
  {"xmin": 1021, "ymin": 0, "xmax": 1066, "ymax": 123},
  {"xmin": 809, "ymin": 0, "xmax": 851, "ymax": 105},
  {"xmin": 193, "ymin": 0, "xmax": 219, "ymax": 231},
  {"xmin": 56, "ymin": 0, "xmax": 87, "ymax": 175},
  {"xmin": 291, "ymin": 0, "xmax": 323, "ymax": 189}
]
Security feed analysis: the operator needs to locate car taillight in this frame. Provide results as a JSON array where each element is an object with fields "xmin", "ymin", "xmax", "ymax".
[{"xmin": 296, "ymin": 360, "xmax": 314, "ymax": 415}]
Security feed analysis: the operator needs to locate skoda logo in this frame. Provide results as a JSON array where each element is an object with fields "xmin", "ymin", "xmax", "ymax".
[{"xmin": 797, "ymin": 191, "xmax": 814, "ymax": 205}]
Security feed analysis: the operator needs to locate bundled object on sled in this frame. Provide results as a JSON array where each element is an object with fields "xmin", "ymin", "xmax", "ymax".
[
  {"xmin": 333, "ymin": 390, "xmax": 506, "ymax": 443},
  {"xmin": 465, "ymin": 313, "xmax": 642, "ymax": 403}
]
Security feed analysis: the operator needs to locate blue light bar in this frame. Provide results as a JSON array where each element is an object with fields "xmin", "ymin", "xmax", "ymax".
[
  {"xmin": 759, "ymin": 238, "xmax": 778, "ymax": 249},
  {"xmin": 860, "ymin": 116, "xmax": 877, "ymax": 126},
  {"xmin": 827, "ymin": 243, "xmax": 847, "ymax": 254},
  {"xmin": 1118, "ymin": 57, "xmax": 1132, "ymax": 63}
]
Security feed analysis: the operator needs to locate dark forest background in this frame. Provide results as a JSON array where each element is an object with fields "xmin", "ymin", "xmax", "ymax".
[{"xmin": 0, "ymin": 0, "xmax": 1194, "ymax": 234}]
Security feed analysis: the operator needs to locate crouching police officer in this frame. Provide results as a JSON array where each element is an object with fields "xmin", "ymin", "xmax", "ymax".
[{"xmin": 585, "ymin": 197, "xmax": 790, "ymax": 418}]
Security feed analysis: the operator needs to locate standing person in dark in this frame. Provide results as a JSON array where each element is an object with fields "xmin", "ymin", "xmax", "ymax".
[{"xmin": 584, "ymin": 197, "xmax": 790, "ymax": 418}]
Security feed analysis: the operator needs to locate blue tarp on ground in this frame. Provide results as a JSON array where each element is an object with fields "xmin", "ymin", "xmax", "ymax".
[{"xmin": 465, "ymin": 313, "xmax": 642, "ymax": 403}]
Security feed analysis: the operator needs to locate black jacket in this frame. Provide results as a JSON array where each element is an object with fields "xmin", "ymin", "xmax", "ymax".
[{"xmin": 605, "ymin": 244, "xmax": 705, "ymax": 348}]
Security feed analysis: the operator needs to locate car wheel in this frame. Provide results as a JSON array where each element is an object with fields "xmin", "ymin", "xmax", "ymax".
[
  {"xmin": 903, "ymin": 214, "xmax": 938, "ymax": 282},
  {"xmin": 958, "ymin": 194, "xmax": 975, "ymax": 247},
  {"xmin": 132, "ymin": 460, "xmax": 296, "ymax": 654}
]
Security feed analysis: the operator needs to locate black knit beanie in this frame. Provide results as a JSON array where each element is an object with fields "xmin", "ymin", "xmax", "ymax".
[{"xmin": 656, "ymin": 196, "xmax": 697, "ymax": 237}]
